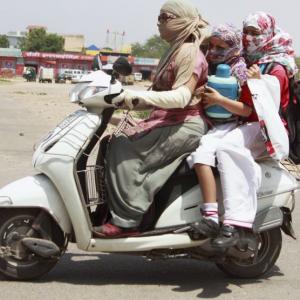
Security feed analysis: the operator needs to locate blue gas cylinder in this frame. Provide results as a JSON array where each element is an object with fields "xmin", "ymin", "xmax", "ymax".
[{"xmin": 205, "ymin": 64, "xmax": 238, "ymax": 119}]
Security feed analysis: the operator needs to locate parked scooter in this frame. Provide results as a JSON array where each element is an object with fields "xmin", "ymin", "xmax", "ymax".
[{"xmin": 0, "ymin": 57, "xmax": 299, "ymax": 280}]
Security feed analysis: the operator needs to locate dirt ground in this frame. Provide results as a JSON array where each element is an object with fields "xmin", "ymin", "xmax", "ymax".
[
  {"xmin": 0, "ymin": 79, "xmax": 78, "ymax": 185},
  {"xmin": 0, "ymin": 78, "xmax": 146, "ymax": 185}
]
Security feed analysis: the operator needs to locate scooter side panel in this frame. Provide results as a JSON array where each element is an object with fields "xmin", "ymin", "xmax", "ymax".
[
  {"xmin": 155, "ymin": 185, "xmax": 201, "ymax": 228},
  {"xmin": 33, "ymin": 112, "xmax": 103, "ymax": 250},
  {"xmin": 155, "ymin": 160, "xmax": 298, "ymax": 229},
  {"xmin": 258, "ymin": 160, "xmax": 299, "ymax": 199},
  {"xmin": 0, "ymin": 174, "xmax": 72, "ymax": 234}
]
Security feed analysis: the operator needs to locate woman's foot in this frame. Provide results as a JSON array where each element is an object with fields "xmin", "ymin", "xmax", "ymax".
[
  {"xmin": 93, "ymin": 222, "xmax": 139, "ymax": 238},
  {"xmin": 211, "ymin": 224, "xmax": 240, "ymax": 248}
]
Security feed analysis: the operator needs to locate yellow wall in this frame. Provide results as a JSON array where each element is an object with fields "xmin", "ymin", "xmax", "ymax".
[{"xmin": 64, "ymin": 35, "xmax": 85, "ymax": 53}]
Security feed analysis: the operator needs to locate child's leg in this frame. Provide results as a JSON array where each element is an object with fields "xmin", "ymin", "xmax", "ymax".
[
  {"xmin": 216, "ymin": 123, "xmax": 265, "ymax": 227},
  {"xmin": 186, "ymin": 122, "xmax": 237, "ymax": 236},
  {"xmin": 194, "ymin": 164, "xmax": 218, "ymax": 223},
  {"xmin": 212, "ymin": 123, "xmax": 266, "ymax": 248}
]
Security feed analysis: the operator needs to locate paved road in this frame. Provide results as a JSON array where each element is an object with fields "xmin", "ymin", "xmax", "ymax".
[{"xmin": 0, "ymin": 81, "xmax": 300, "ymax": 300}]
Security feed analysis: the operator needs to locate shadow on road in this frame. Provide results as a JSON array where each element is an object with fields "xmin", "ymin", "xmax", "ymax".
[{"xmin": 0, "ymin": 252, "xmax": 283, "ymax": 298}]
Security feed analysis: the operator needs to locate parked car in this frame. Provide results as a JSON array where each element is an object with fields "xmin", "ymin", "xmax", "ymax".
[
  {"xmin": 134, "ymin": 72, "xmax": 142, "ymax": 81},
  {"xmin": 71, "ymin": 70, "xmax": 84, "ymax": 84},
  {"xmin": 38, "ymin": 67, "xmax": 54, "ymax": 83},
  {"xmin": 55, "ymin": 72, "xmax": 66, "ymax": 84},
  {"xmin": 63, "ymin": 70, "xmax": 73, "ymax": 81},
  {"xmin": 120, "ymin": 74, "xmax": 134, "ymax": 85}
]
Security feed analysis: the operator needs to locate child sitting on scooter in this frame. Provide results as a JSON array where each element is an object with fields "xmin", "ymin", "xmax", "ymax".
[
  {"xmin": 188, "ymin": 14, "xmax": 297, "ymax": 248},
  {"xmin": 187, "ymin": 23, "xmax": 250, "ymax": 236}
]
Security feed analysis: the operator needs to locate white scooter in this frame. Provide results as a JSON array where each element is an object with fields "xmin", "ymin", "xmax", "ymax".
[{"xmin": 0, "ymin": 57, "xmax": 299, "ymax": 280}]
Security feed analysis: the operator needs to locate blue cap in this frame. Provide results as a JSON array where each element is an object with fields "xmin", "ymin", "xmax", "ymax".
[{"xmin": 216, "ymin": 64, "xmax": 231, "ymax": 78}]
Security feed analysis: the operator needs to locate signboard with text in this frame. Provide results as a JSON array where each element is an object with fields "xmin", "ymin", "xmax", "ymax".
[{"xmin": 22, "ymin": 52, "xmax": 94, "ymax": 61}]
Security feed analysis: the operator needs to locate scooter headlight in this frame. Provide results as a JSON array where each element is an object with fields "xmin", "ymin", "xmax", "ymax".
[
  {"xmin": 70, "ymin": 82, "xmax": 91, "ymax": 102},
  {"xmin": 78, "ymin": 86, "xmax": 107, "ymax": 100}
]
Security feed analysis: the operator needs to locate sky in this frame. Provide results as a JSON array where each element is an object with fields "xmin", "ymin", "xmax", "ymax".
[{"xmin": 1, "ymin": 0, "xmax": 299, "ymax": 54}]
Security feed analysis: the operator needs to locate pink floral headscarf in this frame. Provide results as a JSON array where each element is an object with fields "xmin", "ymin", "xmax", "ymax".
[
  {"xmin": 208, "ymin": 24, "xmax": 247, "ymax": 85},
  {"xmin": 243, "ymin": 11, "xmax": 298, "ymax": 78}
]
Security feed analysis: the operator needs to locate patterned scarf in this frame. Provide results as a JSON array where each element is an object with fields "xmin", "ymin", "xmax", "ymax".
[
  {"xmin": 243, "ymin": 11, "xmax": 298, "ymax": 78},
  {"xmin": 208, "ymin": 24, "xmax": 247, "ymax": 85}
]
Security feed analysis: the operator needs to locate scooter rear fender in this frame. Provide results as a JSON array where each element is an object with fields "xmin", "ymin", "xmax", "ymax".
[{"xmin": 0, "ymin": 174, "xmax": 72, "ymax": 234}]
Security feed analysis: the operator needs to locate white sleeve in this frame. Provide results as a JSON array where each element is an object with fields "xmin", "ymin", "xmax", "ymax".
[{"xmin": 121, "ymin": 86, "xmax": 192, "ymax": 109}]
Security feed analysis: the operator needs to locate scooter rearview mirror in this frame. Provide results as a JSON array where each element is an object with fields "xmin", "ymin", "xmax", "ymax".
[{"xmin": 113, "ymin": 57, "xmax": 132, "ymax": 76}]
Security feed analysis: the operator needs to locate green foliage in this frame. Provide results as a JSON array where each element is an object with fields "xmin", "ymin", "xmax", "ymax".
[
  {"xmin": 101, "ymin": 47, "xmax": 113, "ymax": 52},
  {"xmin": 134, "ymin": 110, "xmax": 151, "ymax": 120},
  {"xmin": 43, "ymin": 33, "xmax": 64, "ymax": 53},
  {"xmin": 131, "ymin": 34, "xmax": 169, "ymax": 58},
  {"xmin": 296, "ymin": 57, "xmax": 300, "ymax": 68},
  {"xmin": 20, "ymin": 28, "xmax": 64, "ymax": 53},
  {"xmin": 0, "ymin": 35, "xmax": 9, "ymax": 48}
]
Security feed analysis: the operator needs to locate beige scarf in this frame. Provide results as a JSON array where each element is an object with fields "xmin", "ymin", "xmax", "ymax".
[{"xmin": 153, "ymin": 0, "xmax": 209, "ymax": 89}]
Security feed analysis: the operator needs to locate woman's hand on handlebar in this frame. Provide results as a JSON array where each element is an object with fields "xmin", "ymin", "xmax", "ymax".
[{"xmin": 113, "ymin": 90, "xmax": 139, "ymax": 110}]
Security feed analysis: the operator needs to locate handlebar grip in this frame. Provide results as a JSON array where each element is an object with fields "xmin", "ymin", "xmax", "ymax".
[
  {"xmin": 115, "ymin": 100, "xmax": 125, "ymax": 107},
  {"xmin": 132, "ymin": 98, "xmax": 139, "ymax": 106}
]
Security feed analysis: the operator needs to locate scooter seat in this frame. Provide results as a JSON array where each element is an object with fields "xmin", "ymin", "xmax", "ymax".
[{"xmin": 173, "ymin": 160, "xmax": 195, "ymax": 177}]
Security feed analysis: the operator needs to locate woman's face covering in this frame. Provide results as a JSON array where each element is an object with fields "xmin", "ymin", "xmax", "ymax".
[
  {"xmin": 157, "ymin": 11, "xmax": 177, "ymax": 42},
  {"xmin": 242, "ymin": 26, "xmax": 268, "ymax": 54},
  {"xmin": 207, "ymin": 36, "xmax": 231, "ymax": 63}
]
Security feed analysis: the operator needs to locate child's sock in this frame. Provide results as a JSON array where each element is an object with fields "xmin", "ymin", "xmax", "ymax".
[{"xmin": 201, "ymin": 203, "xmax": 219, "ymax": 224}]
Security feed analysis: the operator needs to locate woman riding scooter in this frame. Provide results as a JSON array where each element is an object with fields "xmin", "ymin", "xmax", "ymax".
[{"xmin": 96, "ymin": 0, "xmax": 209, "ymax": 237}]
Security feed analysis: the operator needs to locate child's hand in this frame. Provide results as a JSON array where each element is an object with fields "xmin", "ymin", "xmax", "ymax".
[
  {"xmin": 194, "ymin": 85, "xmax": 207, "ymax": 99},
  {"xmin": 202, "ymin": 86, "xmax": 223, "ymax": 108},
  {"xmin": 247, "ymin": 64, "xmax": 261, "ymax": 79}
]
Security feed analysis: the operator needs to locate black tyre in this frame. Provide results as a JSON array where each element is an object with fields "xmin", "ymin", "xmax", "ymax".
[
  {"xmin": 216, "ymin": 228, "xmax": 282, "ymax": 278},
  {"xmin": 0, "ymin": 209, "xmax": 67, "ymax": 280}
]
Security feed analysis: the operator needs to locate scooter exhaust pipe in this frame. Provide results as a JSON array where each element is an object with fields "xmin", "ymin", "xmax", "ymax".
[{"xmin": 22, "ymin": 237, "xmax": 60, "ymax": 258}]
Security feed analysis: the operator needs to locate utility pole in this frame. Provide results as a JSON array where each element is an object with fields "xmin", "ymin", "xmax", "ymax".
[
  {"xmin": 109, "ymin": 31, "xmax": 126, "ymax": 50},
  {"xmin": 103, "ymin": 30, "xmax": 126, "ymax": 50},
  {"xmin": 105, "ymin": 29, "xmax": 110, "ymax": 48}
]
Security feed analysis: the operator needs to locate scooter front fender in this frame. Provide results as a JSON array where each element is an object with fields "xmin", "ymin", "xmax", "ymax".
[{"xmin": 0, "ymin": 174, "xmax": 72, "ymax": 234}]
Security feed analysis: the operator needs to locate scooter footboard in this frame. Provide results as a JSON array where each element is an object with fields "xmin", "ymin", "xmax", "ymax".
[{"xmin": 0, "ymin": 174, "xmax": 72, "ymax": 234}]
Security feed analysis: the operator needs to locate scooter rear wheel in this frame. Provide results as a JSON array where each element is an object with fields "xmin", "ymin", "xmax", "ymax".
[
  {"xmin": 216, "ymin": 228, "xmax": 282, "ymax": 278},
  {"xmin": 0, "ymin": 209, "xmax": 67, "ymax": 280}
]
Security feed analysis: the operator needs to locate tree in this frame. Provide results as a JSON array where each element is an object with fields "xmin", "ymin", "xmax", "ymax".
[
  {"xmin": 0, "ymin": 35, "xmax": 9, "ymax": 48},
  {"xmin": 131, "ymin": 34, "xmax": 169, "ymax": 58},
  {"xmin": 20, "ymin": 28, "xmax": 64, "ymax": 53},
  {"xmin": 43, "ymin": 33, "xmax": 64, "ymax": 53}
]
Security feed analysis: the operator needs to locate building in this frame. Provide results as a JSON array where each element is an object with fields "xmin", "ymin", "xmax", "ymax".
[
  {"xmin": 6, "ymin": 31, "xmax": 26, "ymax": 49},
  {"xmin": 0, "ymin": 48, "xmax": 159, "ymax": 80},
  {"xmin": 132, "ymin": 57, "xmax": 159, "ymax": 80},
  {"xmin": 0, "ymin": 48, "xmax": 23, "ymax": 77},
  {"xmin": 63, "ymin": 35, "xmax": 85, "ymax": 53},
  {"xmin": 22, "ymin": 51, "xmax": 94, "ymax": 75}
]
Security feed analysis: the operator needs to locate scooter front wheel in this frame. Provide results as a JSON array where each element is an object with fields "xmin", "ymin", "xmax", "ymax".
[
  {"xmin": 0, "ymin": 208, "xmax": 67, "ymax": 280},
  {"xmin": 216, "ymin": 228, "xmax": 282, "ymax": 278}
]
